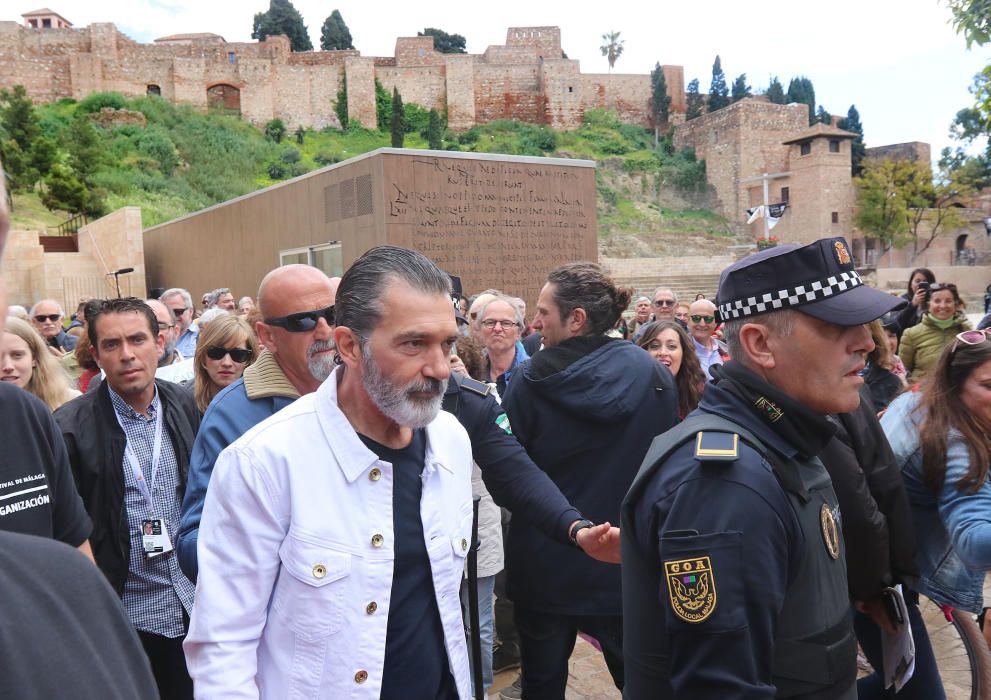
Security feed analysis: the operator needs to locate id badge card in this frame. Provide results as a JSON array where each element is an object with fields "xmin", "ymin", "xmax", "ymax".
[{"xmin": 141, "ymin": 518, "xmax": 173, "ymax": 557}]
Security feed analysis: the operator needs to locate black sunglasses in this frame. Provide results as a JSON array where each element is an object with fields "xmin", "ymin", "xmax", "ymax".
[
  {"xmin": 169, "ymin": 307, "xmax": 189, "ymax": 316},
  {"xmin": 34, "ymin": 314, "xmax": 61, "ymax": 323},
  {"xmin": 205, "ymin": 346, "xmax": 253, "ymax": 363},
  {"xmin": 264, "ymin": 305, "xmax": 335, "ymax": 333}
]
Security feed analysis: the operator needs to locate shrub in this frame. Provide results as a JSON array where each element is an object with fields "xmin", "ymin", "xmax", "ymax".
[
  {"xmin": 265, "ymin": 118, "xmax": 286, "ymax": 143},
  {"xmin": 77, "ymin": 92, "xmax": 128, "ymax": 114}
]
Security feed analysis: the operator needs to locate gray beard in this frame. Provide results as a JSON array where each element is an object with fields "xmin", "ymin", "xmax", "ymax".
[
  {"xmin": 360, "ymin": 345, "xmax": 444, "ymax": 429},
  {"xmin": 307, "ymin": 339, "xmax": 336, "ymax": 382}
]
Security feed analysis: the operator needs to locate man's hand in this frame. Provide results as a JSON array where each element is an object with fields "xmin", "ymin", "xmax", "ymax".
[
  {"xmin": 47, "ymin": 344, "xmax": 66, "ymax": 359},
  {"xmin": 856, "ymin": 598, "xmax": 897, "ymax": 635},
  {"xmin": 575, "ymin": 521, "xmax": 621, "ymax": 564}
]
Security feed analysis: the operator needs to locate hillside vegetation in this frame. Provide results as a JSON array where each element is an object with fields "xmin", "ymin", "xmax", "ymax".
[{"xmin": 4, "ymin": 91, "xmax": 731, "ymax": 251}]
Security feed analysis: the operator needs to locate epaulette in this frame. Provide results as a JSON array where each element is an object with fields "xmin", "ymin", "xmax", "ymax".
[
  {"xmin": 459, "ymin": 377, "xmax": 492, "ymax": 397},
  {"xmin": 694, "ymin": 431, "xmax": 739, "ymax": 462}
]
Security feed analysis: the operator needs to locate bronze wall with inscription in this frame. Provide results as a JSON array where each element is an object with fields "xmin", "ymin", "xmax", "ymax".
[{"xmin": 144, "ymin": 149, "xmax": 596, "ymax": 311}]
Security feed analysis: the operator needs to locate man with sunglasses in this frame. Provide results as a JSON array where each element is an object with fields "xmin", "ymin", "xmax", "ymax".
[
  {"xmin": 160, "ymin": 288, "xmax": 198, "ymax": 358},
  {"xmin": 688, "ymin": 298, "xmax": 723, "ymax": 378},
  {"xmin": 175, "ymin": 264, "xmax": 337, "ymax": 580},
  {"xmin": 30, "ymin": 299, "xmax": 78, "ymax": 355}
]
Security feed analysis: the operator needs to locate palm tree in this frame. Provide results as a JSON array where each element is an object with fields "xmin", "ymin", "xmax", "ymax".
[{"xmin": 600, "ymin": 31, "xmax": 624, "ymax": 73}]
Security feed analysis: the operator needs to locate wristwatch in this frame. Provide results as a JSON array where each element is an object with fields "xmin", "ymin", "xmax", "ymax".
[{"xmin": 569, "ymin": 519, "xmax": 595, "ymax": 548}]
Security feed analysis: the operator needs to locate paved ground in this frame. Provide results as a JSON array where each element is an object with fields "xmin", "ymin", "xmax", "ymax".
[{"xmin": 488, "ymin": 636, "xmax": 620, "ymax": 700}]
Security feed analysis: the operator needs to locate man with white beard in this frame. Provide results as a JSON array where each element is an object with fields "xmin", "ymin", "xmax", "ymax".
[
  {"xmin": 174, "ymin": 264, "xmax": 338, "ymax": 579},
  {"xmin": 184, "ymin": 246, "xmax": 473, "ymax": 699}
]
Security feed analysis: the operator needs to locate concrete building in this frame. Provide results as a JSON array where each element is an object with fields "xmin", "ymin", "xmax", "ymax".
[{"xmin": 142, "ymin": 148, "xmax": 597, "ymax": 311}]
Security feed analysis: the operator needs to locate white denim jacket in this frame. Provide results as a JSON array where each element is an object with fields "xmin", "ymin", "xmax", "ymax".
[{"xmin": 184, "ymin": 368, "xmax": 473, "ymax": 699}]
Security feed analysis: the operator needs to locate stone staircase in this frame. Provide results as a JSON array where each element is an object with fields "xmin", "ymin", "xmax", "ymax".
[{"xmin": 602, "ymin": 255, "xmax": 734, "ymax": 302}]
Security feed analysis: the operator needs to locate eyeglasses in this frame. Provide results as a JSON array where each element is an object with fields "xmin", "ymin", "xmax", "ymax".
[
  {"xmin": 205, "ymin": 346, "xmax": 253, "ymax": 363},
  {"xmin": 690, "ymin": 315, "xmax": 715, "ymax": 324},
  {"xmin": 654, "ymin": 300, "xmax": 675, "ymax": 308},
  {"xmin": 168, "ymin": 307, "xmax": 189, "ymax": 317},
  {"xmin": 264, "ymin": 305, "xmax": 335, "ymax": 333},
  {"xmin": 956, "ymin": 329, "xmax": 990, "ymax": 346},
  {"xmin": 34, "ymin": 314, "xmax": 61, "ymax": 323},
  {"xmin": 481, "ymin": 319, "xmax": 518, "ymax": 330},
  {"xmin": 158, "ymin": 322, "xmax": 175, "ymax": 331},
  {"xmin": 928, "ymin": 283, "xmax": 958, "ymax": 293}
]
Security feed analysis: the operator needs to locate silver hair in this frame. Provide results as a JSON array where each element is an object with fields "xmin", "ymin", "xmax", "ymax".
[
  {"xmin": 29, "ymin": 299, "xmax": 64, "ymax": 317},
  {"xmin": 722, "ymin": 309, "xmax": 796, "ymax": 362},
  {"xmin": 160, "ymin": 287, "xmax": 193, "ymax": 309},
  {"xmin": 199, "ymin": 308, "xmax": 230, "ymax": 326},
  {"xmin": 652, "ymin": 287, "xmax": 677, "ymax": 303},
  {"xmin": 207, "ymin": 288, "xmax": 232, "ymax": 308},
  {"xmin": 473, "ymin": 294, "xmax": 525, "ymax": 331}
]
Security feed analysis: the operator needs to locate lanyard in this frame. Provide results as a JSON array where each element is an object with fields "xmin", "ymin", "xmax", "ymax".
[{"xmin": 113, "ymin": 401, "xmax": 164, "ymax": 513}]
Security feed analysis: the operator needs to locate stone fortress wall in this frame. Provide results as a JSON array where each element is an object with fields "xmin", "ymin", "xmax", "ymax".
[{"xmin": 0, "ymin": 20, "xmax": 685, "ymax": 132}]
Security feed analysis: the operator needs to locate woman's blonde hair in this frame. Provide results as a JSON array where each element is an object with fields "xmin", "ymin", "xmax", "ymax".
[
  {"xmin": 193, "ymin": 314, "xmax": 258, "ymax": 413},
  {"xmin": 3, "ymin": 316, "xmax": 77, "ymax": 410}
]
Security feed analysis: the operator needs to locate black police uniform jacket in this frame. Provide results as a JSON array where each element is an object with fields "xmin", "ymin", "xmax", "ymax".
[
  {"xmin": 54, "ymin": 380, "xmax": 200, "ymax": 595},
  {"xmin": 502, "ymin": 335, "xmax": 678, "ymax": 615},
  {"xmin": 621, "ymin": 361, "xmax": 857, "ymax": 699}
]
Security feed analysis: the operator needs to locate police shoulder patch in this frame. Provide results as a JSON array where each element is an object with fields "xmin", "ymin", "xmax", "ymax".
[
  {"xmin": 460, "ymin": 377, "xmax": 491, "ymax": 397},
  {"xmin": 694, "ymin": 431, "xmax": 739, "ymax": 461},
  {"xmin": 495, "ymin": 413, "xmax": 512, "ymax": 435},
  {"xmin": 664, "ymin": 556, "xmax": 717, "ymax": 623}
]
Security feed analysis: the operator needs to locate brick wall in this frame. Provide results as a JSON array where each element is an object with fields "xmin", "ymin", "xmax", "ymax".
[
  {"xmin": 346, "ymin": 57, "xmax": 377, "ymax": 128},
  {"xmin": 446, "ymin": 56, "xmax": 477, "ymax": 130},
  {"xmin": 375, "ymin": 66, "xmax": 447, "ymax": 111},
  {"xmin": 865, "ymin": 142, "xmax": 932, "ymax": 164},
  {"xmin": 505, "ymin": 26, "xmax": 562, "ymax": 57},
  {"xmin": 579, "ymin": 74, "xmax": 652, "ymax": 128}
]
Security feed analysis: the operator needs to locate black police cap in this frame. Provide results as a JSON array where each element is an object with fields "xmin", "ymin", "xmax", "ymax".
[{"xmin": 715, "ymin": 237, "xmax": 906, "ymax": 326}]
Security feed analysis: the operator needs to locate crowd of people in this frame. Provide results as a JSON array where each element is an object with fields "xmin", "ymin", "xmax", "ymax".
[{"xmin": 1, "ymin": 150, "xmax": 991, "ymax": 700}]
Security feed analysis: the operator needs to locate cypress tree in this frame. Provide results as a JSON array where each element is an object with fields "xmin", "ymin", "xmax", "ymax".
[
  {"xmin": 707, "ymin": 56, "xmax": 730, "ymax": 112},
  {"xmin": 765, "ymin": 77, "xmax": 785, "ymax": 104},
  {"xmin": 650, "ymin": 63, "xmax": 671, "ymax": 129},
  {"xmin": 320, "ymin": 10, "xmax": 353, "ymax": 50},
  {"xmin": 838, "ymin": 104, "xmax": 866, "ymax": 175},
  {"xmin": 252, "ymin": 0, "xmax": 313, "ymax": 52},
  {"xmin": 391, "ymin": 87, "xmax": 405, "ymax": 147},
  {"xmin": 685, "ymin": 79, "xmax": 704, "ymax": 121},
  {"xmin": 427, "ymin": 109, "xmax": 443, "ymax": 149},
  {"xmin": 730, "ymin": 73, "xmax": 751, "ymax": 102},
  {"xmin": 786, "ymin": 76, "xmax": 816, "ymax": 125}
]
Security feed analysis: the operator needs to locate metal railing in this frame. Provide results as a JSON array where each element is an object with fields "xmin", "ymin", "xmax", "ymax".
[{"xmin": 54, "ymin": 213, "xmax": 88, "ymax": 236}]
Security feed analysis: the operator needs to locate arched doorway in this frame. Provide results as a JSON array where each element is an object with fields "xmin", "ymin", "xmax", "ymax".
[
  {"xmin": 146, "ymin": 84, "xmax": 161, "ymax": 96},
  {"xmin": 207, "ymin": 84, "xmax": 241, "ymax": 114}
]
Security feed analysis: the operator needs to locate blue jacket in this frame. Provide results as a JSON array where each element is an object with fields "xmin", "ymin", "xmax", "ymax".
[
  {"xmin": 175, "ymin": 350, "xmax": 299, "ymax": 580},
  {"xmin": 881, "ymin": 391, "xmax": 991, "ymax": 613},
  {"xmin": 502, "ymin": 335, "xmax": 678, "ymax": 615}
]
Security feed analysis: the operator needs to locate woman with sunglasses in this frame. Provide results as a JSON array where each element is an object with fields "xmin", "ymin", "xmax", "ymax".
[
  {"xmin": 192, "ymin": 315, "xmax": 259, "ymax": 414},
  {"xmin": 872, "ymin": 333, "xmax": 991, "ymax": 698},
  {"xmin": 635, "ymin": 320, "xmax": 705, "ymax": 420},
  {"xmin": 899, "ymin": 282, "xmax": 971, "ymax": 383}
]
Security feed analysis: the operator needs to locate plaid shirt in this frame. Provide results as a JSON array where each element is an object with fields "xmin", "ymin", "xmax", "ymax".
[{"xmin": 109, "ymin": 385, "xmax": 195, "ymax": 638}]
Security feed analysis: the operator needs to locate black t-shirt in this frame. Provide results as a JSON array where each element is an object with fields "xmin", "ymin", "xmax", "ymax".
[
  {"xmin": 0, "ymin": 383, "xmax": 91, "ymax": 545},
  {"xmin": 359, "ymin": 429, "xmax": 457, "ymax": 700},
  {"xmin": 0, "ymin": 530, "xmax": 156, "ymax": 699}
]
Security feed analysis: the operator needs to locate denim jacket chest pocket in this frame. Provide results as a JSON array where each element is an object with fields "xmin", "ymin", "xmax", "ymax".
[{"xmin": 272, "ymin": 534, "xmax": 352, "ymax": 641}]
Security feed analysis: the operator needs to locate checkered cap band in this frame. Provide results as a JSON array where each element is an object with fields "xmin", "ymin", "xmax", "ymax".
[{"xmin": 718, "ymin": 270, "xmax": 863, "ymax": 321}]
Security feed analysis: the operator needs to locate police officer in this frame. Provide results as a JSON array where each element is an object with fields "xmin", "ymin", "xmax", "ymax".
[
  {"xmin": 442, "ymin": 367, "xmax": 619, "ymax": 559},
  {"xmin": 621, "ymin": 237, "xmax": 905, "ymax": 699}
]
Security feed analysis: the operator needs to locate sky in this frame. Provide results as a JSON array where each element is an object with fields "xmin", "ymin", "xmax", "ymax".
[{"xmin": 6, "ymin": 0, "xmax": 989, "ymax": 162}]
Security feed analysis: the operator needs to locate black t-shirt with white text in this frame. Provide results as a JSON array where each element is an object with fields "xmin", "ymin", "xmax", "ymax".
[{"xmin": 0, "ymin": 382, "xmax": 91, "ymax": 545}]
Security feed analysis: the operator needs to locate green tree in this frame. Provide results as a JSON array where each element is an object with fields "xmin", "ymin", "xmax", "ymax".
[
  {"xmin": 707, "ymin": 56, "xmax": 729, "ymax": 112},
  {"xmin": 418, "ymin": 28, "xmax": 466, "ymax": 54},
  {"xmin": 600, "ymin": 31, "xmax": 624, "ymax": 73},
  {"xmin": 947, "ymin": 0, "xmax": 991, "ymax": 47},
  {"xmin": 837, "ymin": 105, "xmax": 865, "ymax": 175},
  {"xmin": 375, "ymin": 79, "xmax": 391, "ymax": 132},
  {"xmin": 264, "ymin": 118, "xmax": 286, "ymax": 143},
  {"xmin": 650, "ymin": 62, "xmax": 671, "ymax": 141},
  {"xmin": 390, "ymin": 87, "xmax": 405, "ymax": 148},
  {"xmin": 786, "ymin": 76, "xmax": 816, "ymax": 125},
  {"xmin": 685, "ymin": 79, "xmax": 704, "ymax": 121},
  {"xmin": 765, "ymin": 77, "xmax": 785, "ymax": 104},
  {"xmin": 65, "ymin": 115, "xmax": 103, "ymax": 180},
  {"xmin": 0, "ymin": 85, "xmax": 39, "ymax": 152},
  {"xmin": 730, "ymin": 73, "xmax": 751, "ymax": 102},
  {"xmin": 427, "ymin": 108, "xmax": 443, "ymax": 149},
  {"xmin": 334, "ymin": 72, "xmax": 348, "ymax": 129},
  {"xmin": 816, "ymin": 106, "xmax": 832, "ymax": 125},
  {"xmin": 853, "ymin": 158, "xmax": 965, "ymax": 261},
  {"xmin": 320, "ymin": 10, "xmax": 353, "ymax": 50},
  {"xmin": 41, "ymin": 162, "xmax": 100, "ymax": 216},
  {"xmin": 252, "ymin": 0, "xmax": 313, "ymax": 52},
  {"xmin": 29, "ymin": 135, "xmax": 58, "ymax": 176}
]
